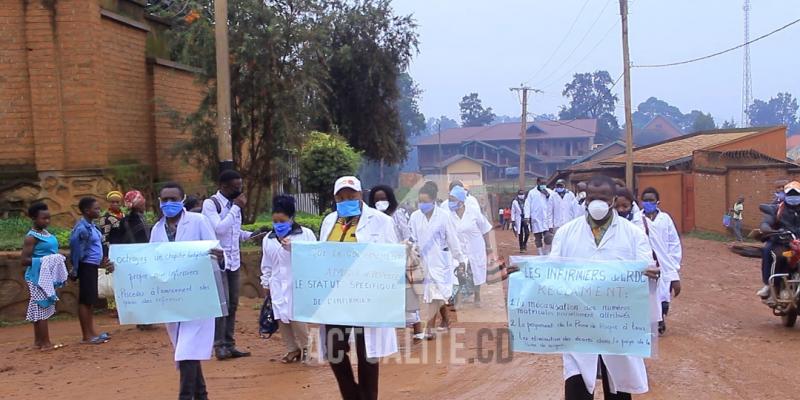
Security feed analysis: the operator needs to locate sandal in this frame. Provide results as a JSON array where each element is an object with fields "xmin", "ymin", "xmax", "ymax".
[
  {"xmin": 98, "ymin": 332, "xmax": 111, "ymax": 340},
  {"xmin": 81, "ymin": 336, "xmax": 108, "ymax": 345},
  {"xmin": 280, "ymin": 350, "xmax": 301, "ymax": 363}
]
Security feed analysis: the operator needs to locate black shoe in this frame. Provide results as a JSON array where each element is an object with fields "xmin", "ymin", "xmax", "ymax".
[
  {"xmin": 658, "ymin": 321, "xmax": 666, "ymax": 336},
  {"xmin": 215, "ymin": 347, "xmax": 232, "ymax": 360},
  {"xmin": 229, "ymin": 348, "xmax": 251, "ymax": 358}
]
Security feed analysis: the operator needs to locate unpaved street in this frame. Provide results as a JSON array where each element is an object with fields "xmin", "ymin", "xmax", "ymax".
[{"xmin": 1, "ymin": 230, "xmax": 798, "ymax": 399}]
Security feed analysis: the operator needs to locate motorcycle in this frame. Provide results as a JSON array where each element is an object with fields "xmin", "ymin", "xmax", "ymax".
[{"xmin": 764, "ymin": 230, "xmax": 800, "ymax": 327}]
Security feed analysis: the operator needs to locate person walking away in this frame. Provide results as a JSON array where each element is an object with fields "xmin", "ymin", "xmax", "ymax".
[
  {"xmin": 69, "ymin": 197, "xmax": 111, "ymax": 345},
  {"xmin": 202, "ymin": 170, "xmax": 253, "ymax": 360},
  {"xmin": 448, "ymin": 185, "xmax": 492, "ymax": 306},
  {"xmin": 551, "ymin": 175, "xmax": 659, "ymax": 400},
  {"xmin": 640, "ymin": 187, "xmax": 682, "ymax": 335},
  {"xmin": 368, "ymin": 185, "xmax": 425, "ymax": 339},
  {"xmin": 318, "ymin": 176, "xmax": 398, "ymax": 400},
  {"xmin": 260, "ymin": 195, "xmax": 316, "ymax": 363},
  {"xmin": 409, "ymin": 181, "xmax": 468, "ymax": 336},
  {"xmin": 731, "ymin": 196, "xmax": 744, "ymax": 242},
  {"xmin": 552, "ymin": 179, "xmax": 579, "ymax": 232},
  {"xmin": 511, "ymin": 190, "xmax": 529, "ymax": 253},
  {"xmin": 151, "ymin": 182, "xmax": 223, "ymax": 400},
  {"xmin": 524, "ymin": 177, "xmax": 554, "ymax": 255},
  {"xmin": 22, "ymin": 202, "xmax": 67, "ymax": 350},
  {"xmin": 757, "ymin": 181, "xmax": 800, "ymax": 301}
]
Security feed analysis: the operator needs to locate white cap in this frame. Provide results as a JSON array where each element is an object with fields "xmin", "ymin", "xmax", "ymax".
[{"xmin": 334, "ymin": 176, "xmax": 362, "ymax": 194}]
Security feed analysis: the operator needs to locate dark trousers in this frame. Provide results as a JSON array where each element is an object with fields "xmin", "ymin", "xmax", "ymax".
[
  {"xmin": 178, "ymin": 360, "xmax": 207, "ymax": 400},
  {"xmin": 518, "ymin": 221, "xmax": 530, "ymax": 250},
  {"xmin": 214, "ymin": 269, "xmax": 240, "ymax": 349},
  {"xmin": 565, "ymin": 357, "xmax": 631, "ymax": 400},
  {"xmin": 762, "ymin": 240, "xmax": 775, "ymax": 285},
  {"xmin": 533, "ymin": 231, "xmax": 545, "ymax": 249},
  {"xmin": 325, "ymin": 325, "xmax": 379, "ymax": 400}
]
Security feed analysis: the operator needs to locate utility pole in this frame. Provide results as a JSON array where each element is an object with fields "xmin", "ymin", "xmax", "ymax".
[
  {"xmin": 510, "ymin": 86, "xmax": 541, "ymax": 190},
  {"xmin": 214, "ymin": 0, "xmax": 234, "ymax": 172},
  {"xmin": 437, "ymin": 121, "xmax": 443, "ymax": 177},
  {"xmin": 619, "ymin": 0, "xmax": 634, "ymax": 189}
]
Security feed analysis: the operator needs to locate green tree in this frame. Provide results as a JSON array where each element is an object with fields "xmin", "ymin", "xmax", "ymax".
[
  {"xmin": 720, "ymin": 119, "xmax": 737, "ymax": 129},
  {"xmin": 459, "ymin": 93, "xmax": 496, "ymax": 127},
  {"xmin": 687, "ymin": 111, "xmax": 716, "ymax": 132},
  {"xmin": 632, "ymin": 97, "xmax": 684, "ymax": 129},
  {"xmin": 397, "ymin": 73, "xmax": 426, "ymax": 138},
  {"xmin": 300, "ymin": 132, "xmax": 362, "ymax": 214},
  {"xmin": 747, "ymin": 92, "xmax": 799, "ymax": 133},
  {"xmin": 426, "ymin": 115, "xmax": 459, "ymax": 134},
  {"xmin": 559, "ymin": 71, "xmax": 620, "ymax": 143}
]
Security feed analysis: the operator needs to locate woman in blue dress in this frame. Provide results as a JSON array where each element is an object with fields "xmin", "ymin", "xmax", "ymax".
[{"xmin": 21, "ymin": 202, "xmax": 67, "ymax": 350}]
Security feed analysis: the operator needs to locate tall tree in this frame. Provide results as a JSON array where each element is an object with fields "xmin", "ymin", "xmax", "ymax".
[
  {"xmin": 300, "ymin": 132, "xmax": 361, "ymax": 214},
  {"xmin": 396, "ymin": 73, "xmax": 426, "ymax": 138},
  {"xmin": 426, "ymin": 116, "xmax": 458, "ymax": 134},
  {"xmin": 747, "ymin": 92, "xmax": 799, "ymax": 133},
  {"xmin": 459, "ymin": 93, "xmax": 496, "ymax": 127},
  {"xmin": 720, "ymin": 119, "xmax": 737, "ymax": 129},
  {"xmin": 688, "ymin": 111, "xmax": 716, "ymax": 132},
  {"xmin": 558, "ymin": 71, "xmax": 620, "ymax": 143},
  {"xmin": 632, "ymin": 97, "xmax": 685, "ymax": 129},
  {"xmin": 317, "ymin": 0, "xmax": 419, "ymax": 165}
]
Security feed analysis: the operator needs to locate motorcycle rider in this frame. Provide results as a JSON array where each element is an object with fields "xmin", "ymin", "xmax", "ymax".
[{"xmin": 758, "ymin": 181, "xmax": 800, "ymax": 300}]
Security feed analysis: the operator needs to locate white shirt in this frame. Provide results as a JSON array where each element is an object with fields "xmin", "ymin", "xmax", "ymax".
[
  {"xmin": 552, "ymin": 190, "xmax": 579, "ymax": 228},
  {"xmin": 318, "ymin": 204, "xmax": 399, "ymax": 359},
  {"xmin": 202, "ymin": 191, "xmax": 252, "ymax": 271},
  {"xmin": 524, "ymin": 188, "xmax": 554, "ymax": 233},
  {"xmin": 640, "ymin": 211, "xmax": 682, "ymax": 303},
  {"xmin": 511, "ymin": 198, "xmax": 525, "ymax": 233},
  {"xmin": 149, "ymin": 211, "xmax": 218, "ymax": 362},
  {"xmin": 551, "ymin": 214, "xmax": 657, "ymax": 395},
  {"xmin": 451, "ymin": 206, "xmax": 493, "ymax": 286},
  {"xmin": 409, "ymin": 206, "xmax": 467, "ymax": 303},
  {"xmin": 260, "ymin": 226, "xmax": 317, "ymax": 323}
]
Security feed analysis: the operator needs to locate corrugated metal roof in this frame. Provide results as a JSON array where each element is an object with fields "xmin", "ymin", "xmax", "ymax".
[{"xmin": 416, "ymin": 119, "xmax": 597, "ymax": 146}]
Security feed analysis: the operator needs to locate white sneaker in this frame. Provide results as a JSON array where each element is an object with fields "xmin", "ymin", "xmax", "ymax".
[{"xmin": 757, "ymin": 285, "xmax": 770, "ymax": 298}]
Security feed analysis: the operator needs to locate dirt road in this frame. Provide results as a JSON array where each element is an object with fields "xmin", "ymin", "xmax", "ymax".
[{"xmin": 2, "ymin": 230, "xmax": 798, "ymax": 399}]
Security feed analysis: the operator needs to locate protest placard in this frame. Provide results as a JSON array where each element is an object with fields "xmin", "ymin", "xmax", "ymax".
[
  {"xmin": 291, "ymin": 241, "xmax": 406, "ymax": 327},
  {"xmin": 507, "ymin": 256, "xmax": 654, "ymax": 357},
  {"xmin": 109, "ymin": 240, "xmax": 224, "ymax": 325}
]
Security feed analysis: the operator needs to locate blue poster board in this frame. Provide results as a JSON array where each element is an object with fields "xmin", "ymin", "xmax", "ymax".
[
  {"xmin": 291, "ymin": 241, "xmax": 406, "ymax": 327},
  {"xmin": 109, "ymin": 240, "xmax": 223, "ymax": 325},
  {"xmin": 507, "ymin": 257, "xmax": 654, "ymax": 357}
]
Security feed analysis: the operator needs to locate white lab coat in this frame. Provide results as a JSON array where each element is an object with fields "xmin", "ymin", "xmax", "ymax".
[
  {"xmin": 511, "ymin": 198, "xmax": 525, "ymax": 233},
  {"xmin": 550, "ymin": 214, "xmax": 657, "ymax": 395},
  {"xmin": 524, "ymin": 188, "xmax": 554, "ymax": 233},
  {"xmin": 552, "ymin": 190, "xmax": 579, "ymax": 229},
  {"xmin": 439, "ymin": 194, "xmax": 481, "ymax": 213},
  {"xmin": 260, "ymin": 226, "xmax": 317, "ymax": 323},
  {"xmin": 318, "ymin": 204, "xmax": 399, "ymax": 358},
  {"xmin": 409, "ymin": 206, "xmax": 467, "ymax": 303},
  {"xmin": 149, "ymin": 211, "xmax": 218, "ymax": 362},
  {"xmin": 451, "ymin": 206, "xmax": 493, "ymax": 286},
  {"xmin": 640, "ymin": 211, "xmax": 682, "ymax": 303}
]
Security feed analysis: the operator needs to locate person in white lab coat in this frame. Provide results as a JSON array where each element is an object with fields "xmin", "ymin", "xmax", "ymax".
[
  {"xmin": 614, "ymin": 178, "xmax": 640, "ymax": 215},
  {"xmin": 367, "ymin": 185, "xmax": 424, "ymax": 339},
  {"xmin": 149, "ymin": 182, "xmax": 223, "ymax": 400},
  {"xmin": 409, "ymin": 181, "xmax": 468, "ymax": 334},
  {"xmin": 446, "ymin": 180, "xmax": 481, "ymax": 212},
  {"xmin": 448, "ymin": 185, "xmax": 493, "ymax": 306},
  {"xmin": 318, "ymin": 176, "xmax": 398, "ymax": 400},
  {"xmin": 511, "ymin": 190, "xmax": 529, "ymax": 253},
  {"xmin": 524, "ymin": 177, "xmax": 555, "ymax": 255},
  {"xmin": 614, "ymin": 187, "xmax": 639, "ymax": 226},
  {"xmin": 260, "ymin": 195, "xmax": 317, "ymax": 363},
  {"xmin": 639, "ymin": 187, "xmax": 682, "ymax": 336},
  {"xmin": 552, "ymin": 178, "xmax": 580, "ymax": 231},
  {"xmin": 550, "ymin": 175, "xmax": 660, "ymax": 400}
]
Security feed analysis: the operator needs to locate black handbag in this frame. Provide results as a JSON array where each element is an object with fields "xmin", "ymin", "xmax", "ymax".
[{"xmin": 258, "ymin": 295, "xmax": 279, "ymax": 338}]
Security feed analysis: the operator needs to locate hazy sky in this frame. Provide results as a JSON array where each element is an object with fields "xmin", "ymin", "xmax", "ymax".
[{"xmin": 392, "ymin": 0, "xmax": 800, "ymax": 126}]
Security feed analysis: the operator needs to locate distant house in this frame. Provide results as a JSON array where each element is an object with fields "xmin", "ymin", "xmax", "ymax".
[
  {"xmin": 634, "ymin": 115, "xmax": 683, "ymax": 146},
  {"xmin": 415, "ymin": 119, "xmax": 597, "ymax": 180},
  {"xmin": 787, "ymin": 135, "xmax": 800, "ymax": 160},
  {"xmin": 572, "ymin": 140, "xmax": 626, "ymax": 165}
]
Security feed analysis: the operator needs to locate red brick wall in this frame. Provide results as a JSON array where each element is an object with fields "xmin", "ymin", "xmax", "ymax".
[
  {"xmin": 693, "ymin": 172, "xmax": 728, "ymax": 233},
  {"xmin": 101, "ymin": 18, "xmax": 150, "ymax": 164},
  {"xmin": 727, "ymin": 167, "xmax": 788, "ymax": 230},
  {"xmin": 713, "ymin": 127, "xmax": 787, "ymax": 160},
  {"xmin": 152, "ymin": 64, "xmax": 204, "ymax": 187},
  {"xmin": 637, "ymin": 172, "xmax": 685, "ymax": 231},
  {"xmin": 0, "ymin": 1, "xmax": 35, "ymax": 167}
]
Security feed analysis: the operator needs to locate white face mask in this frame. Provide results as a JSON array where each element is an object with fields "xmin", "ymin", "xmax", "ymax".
[
  {"xmin": 587, "ymin": 199, "xmax": 611, "ymax": 221},
  {"xmin": 375, "ymin": 201, "xmax": 390, "ymax": 212}
]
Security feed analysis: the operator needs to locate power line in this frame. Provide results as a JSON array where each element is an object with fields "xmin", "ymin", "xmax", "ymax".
[
  {"xmin": 633, "ymin": 16, "xmax": 800, "ymax": 68},
  {"xmin": 535, "ymin": 0, "xmax": 614, "ymax": 86},
  {"xmin": 525, "ymin": 0, "xmax": 592, "ymax": 85},
  {"xmin": 540, "ymin": 20, "xmax": 620, "ymax": 91}
]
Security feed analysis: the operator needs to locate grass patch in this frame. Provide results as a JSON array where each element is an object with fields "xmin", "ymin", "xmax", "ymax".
[
  {"xmin": 685, "ymin": 230, "xmax": 735, "ymax": 243},
  {"xmin": 0, "ymin": 218, "xmax": 70, "ymax": 251}
]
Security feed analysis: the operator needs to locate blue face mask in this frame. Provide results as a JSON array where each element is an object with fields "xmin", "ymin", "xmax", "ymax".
[
  {"xmin": 555, "ymin": 187, "xmax": 566, "ymax": 193},
  {"xmin": 336, "ymin": 199, "xmax": 362, "ymax": 217},
  {"xmin": 273, "ymin": 221, "xmax": 293, "ymax": 238},
  {"xmin": 776, "ymin": 192, "xmax": 786, "ymax": 202},
  {"xmin": 160, "ymin": 201, "xmax": 184, "ymax": 218},
  {"xmin": 419, "ymin": 202, "xmax": 435, "ymax": 214},
  {"xmin": 642, "ymin": 201, "xmax": 658, "ymax": 214},
  {"xmin": 448, "ymin": 201, "xmax": 461, "ymax": 211},
  {"xmin": 786, "ymin": 195, "xmax": 800, "ymax": 206}
]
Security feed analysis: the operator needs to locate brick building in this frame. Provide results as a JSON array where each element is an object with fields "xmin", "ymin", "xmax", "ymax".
[
  {"xmin": 416, "ymin": 119, "xmax": 597, "ymax": 180},
  {"xmin": 551, "ymin": 126, "xmax": 796, "ymax": 233},
  {"xmin": 0, "ymin": 0, "xmax": 205, "ymax": 224}
]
